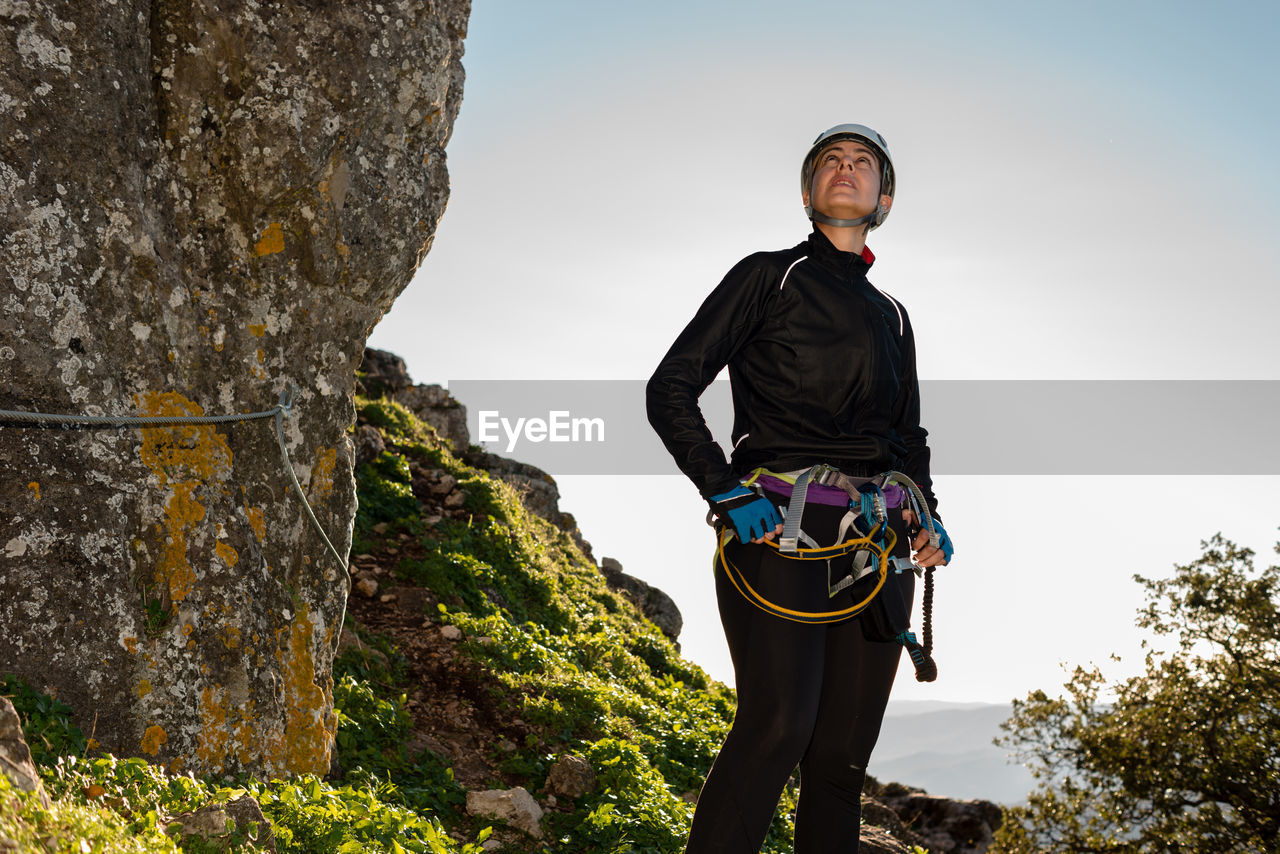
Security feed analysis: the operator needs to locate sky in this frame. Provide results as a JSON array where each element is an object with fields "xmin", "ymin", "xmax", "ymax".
[{"xmin": 370, "ymin": 0, "xmax": 1280, "ymax": 703}]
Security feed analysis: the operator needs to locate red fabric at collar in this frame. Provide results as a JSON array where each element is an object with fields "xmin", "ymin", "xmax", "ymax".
[{"xmin": 862, "ymin": 245, "xmax": 875, "ymax": 264}]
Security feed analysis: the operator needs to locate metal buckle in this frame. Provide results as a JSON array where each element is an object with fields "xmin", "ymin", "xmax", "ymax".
[{"xmin": 810, "ymin": 463, "xmax": 836, "ymax": 486}]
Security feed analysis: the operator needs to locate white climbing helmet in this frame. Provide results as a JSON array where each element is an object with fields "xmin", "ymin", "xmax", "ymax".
[{"xmin": 801, "ymin": 123, "xmax": 896, "ymax": 230}]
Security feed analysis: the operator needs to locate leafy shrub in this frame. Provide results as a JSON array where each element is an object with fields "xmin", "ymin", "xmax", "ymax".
[
  {"xmin": 332, "ymin": 675, "xmax": 467, "ymax": 819},
  {"xmin": 357, "ymin": 398, "xmax": 423, "ymax": 438},
  {"xmin": 38, "ymin": 754, "xmax": 485, "ymax": 854},
  {"xmin": 567, "ymin": 737, "xmax": 693, "ymax": 853},
  {"xmin": 0, "ymin": 769, "xmax": 181, "ymax": 853},
  {"xmin": 249, "ymin": 775, "xmax": 486, "ymax": 854},
  {"xmin": 2, "ymin": 674, "xmax": 88, "ymax": 765}
]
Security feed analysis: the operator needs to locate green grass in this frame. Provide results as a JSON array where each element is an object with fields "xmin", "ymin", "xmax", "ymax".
[{"xmin": 0, "ymin": 730, "xmax": 488, "ymax": 854}]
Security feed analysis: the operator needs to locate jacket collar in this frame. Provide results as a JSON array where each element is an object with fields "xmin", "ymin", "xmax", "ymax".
[{"xmin": 806, "ymin": 228, "xmax": 875, "ymax": 277}]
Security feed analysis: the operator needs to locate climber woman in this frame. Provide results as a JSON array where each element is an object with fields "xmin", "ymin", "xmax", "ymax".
[{"xmin": 646, "ymin": 123, "xmax": 952, "ymax": 853}]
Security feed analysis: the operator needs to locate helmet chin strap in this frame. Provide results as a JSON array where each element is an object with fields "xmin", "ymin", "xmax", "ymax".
[
  {"xmin": 806, "ymin": 175, "xmax": 886, "ymax": 231},
  {"xmin": 810, "ymin": 209, "xmax": 877, "ymax": 229}
]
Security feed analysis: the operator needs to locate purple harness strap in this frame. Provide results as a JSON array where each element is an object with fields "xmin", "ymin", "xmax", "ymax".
[{"xmin": 754, "ymin": 474, "xmax": 906, "ymax": 509}]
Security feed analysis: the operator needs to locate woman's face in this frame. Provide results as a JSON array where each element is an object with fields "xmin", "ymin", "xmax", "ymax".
[{"xmin": 804, "ymin": 140, "xmax": 890, "ymax": 221}]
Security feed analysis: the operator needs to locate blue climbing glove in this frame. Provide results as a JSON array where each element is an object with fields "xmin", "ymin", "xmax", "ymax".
[
  {"xmin": 709, "ymin": 485, "xmax": 782, "ymax": 544},
  {"xmin": 928, "ymin": 517, "xmax": 955, "ymax": 564}
]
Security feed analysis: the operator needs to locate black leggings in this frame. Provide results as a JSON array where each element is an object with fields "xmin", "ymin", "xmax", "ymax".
[{"xmin": 686, "ymin": 501, "xmax": 912, "ymax": 854}]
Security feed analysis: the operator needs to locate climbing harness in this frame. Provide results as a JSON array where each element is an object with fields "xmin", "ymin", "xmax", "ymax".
[
  {"xmin": 0, "ymin": 384, "xmax": 346, "ymax": 572},
  {"xmin": 711, "ymin": 464, "xmax": 942, "ymax": 682}
]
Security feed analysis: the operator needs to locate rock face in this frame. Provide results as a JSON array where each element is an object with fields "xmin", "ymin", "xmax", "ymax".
[
  {"xmin": 0, "ymin": 697, "xmax": 49, "ymax": 808},
  {"xmin": 0, "ymin": 0, "xmax": 469, "ymax": 777},
  {"xmin": 867, "ymin": 778, "xmax": 1003, "ymax": 854},
  {"xmin": 359, "ymin": 347, "xmax": 469, "ymax": 453},
  {"xmin": 600, "ymin": 556, "xmax": 683, "ymax": 643}
]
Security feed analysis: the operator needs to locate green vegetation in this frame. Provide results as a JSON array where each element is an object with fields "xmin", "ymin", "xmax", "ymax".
[
  {"xmin": 993, "ymin": 534, "xmax": 1280, "ymax": 853},
  {"xmin": 352, "ymin": 449, "xmax": 420, "ymax": 554},
  {"xmin": 0, "ymin": 768, "xmax": 181, "ymax": 853},
  {"xmin": 1, "ymin": 674, "xmax": 88, "ymax": 766},
  {"xmin": 1, "ymin": 682, "xmax": 489, "ymax": 853}
]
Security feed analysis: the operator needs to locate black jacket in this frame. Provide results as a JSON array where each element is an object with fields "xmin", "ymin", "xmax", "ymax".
[{"xmin": 646, "ymin": 228, "xmax": 938, "ymax": 513}]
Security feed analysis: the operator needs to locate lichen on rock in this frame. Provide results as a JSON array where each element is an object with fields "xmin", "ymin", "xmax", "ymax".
[{"xmin": 0, "ymin": 0, "xmax": 470, "ymax": 777}]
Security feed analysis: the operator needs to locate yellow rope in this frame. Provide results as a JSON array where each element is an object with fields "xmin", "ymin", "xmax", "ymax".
[
  {"xmin": 757, "ymin": 521, "xmax": 885, "ymax": 558},
  {"xmin": 715, "ymin": 526, "xmax": 896, "ymax": 624}
]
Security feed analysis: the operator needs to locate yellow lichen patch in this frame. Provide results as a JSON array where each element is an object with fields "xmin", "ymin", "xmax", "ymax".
[
  {"xmin": 195, "ymin": 686, "xmax": 230, "ymax": 767},
  {"xmin": 310, "ymin": 447, "xmax": 337, "ymax": 501},
  {"xmin": 141, "ymin": 725, "xmax": 167, "ymax": 756},
  {"xmin": 136, "ymin": 680, "xmax": 152, "ymax": 698},
  {"xmin": 254, "ymin": 222, "xmax": 285, "ymax": 256},
  {"xmin": 159, "ymin": 484, "xmax": 203, "ymax": 602},
  {"xmin": 215, "ymin": 541, "xmax": 239, "ymax": 568},
  {"xmin": 245, "ymin": 505, "xmax": 266, "ymax": 543},
  {"xmin": 219, "ymin": 625, "xmax": 242, "ymax": 650},
  {"xmin": 336, "ymin": 242, "xmax": 350, "ymax": 259},
  {"xmin": 122, "ymin": 636, "xmax": 138, "ymax": 654},
  {"xmin": 27, "ymin": 482, "xmax": 39, "ymax": 500},
  {"xmin": 136, "ymin": 393, "xmax": 233, "ymax": 479},
  {"xmin": 168, "ymin": 757, "xmax": 184, "ymax": 774},
  {"xmin": 250, "ymin": 349, "xmax": 269, "ymax": 381},
  {"xmin": 195, "ymin": 685, "xmax": 266, "ymax": 772},
  {"xmin": 279, "ymin": 606, "xmax": 337, "ymax": 775},
  {"xmin": 248, "ymin": 323, "xmax": 266, "ymax": 337},
  {"xmin": 136, "ymin": 392, "xmax": 234, "ymax": 604}
]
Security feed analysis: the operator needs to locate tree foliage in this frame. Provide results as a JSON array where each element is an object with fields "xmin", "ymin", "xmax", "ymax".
[{"xmin": 994, "ymin": 533, "xmax": 1280, "ymax": 854}]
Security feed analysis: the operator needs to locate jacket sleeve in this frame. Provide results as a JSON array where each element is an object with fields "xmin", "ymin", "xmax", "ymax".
[
  {"xmin": 893, "ymin": 306, "xmax": 941, "ymax": 518},
  {"xmin": 646, "ymin": 255, "xmax": 777, "ymax": 500}
]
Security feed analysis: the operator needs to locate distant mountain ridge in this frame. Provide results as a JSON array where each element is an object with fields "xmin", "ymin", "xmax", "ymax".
[{"xmin": 874, "ymin": 702, "xmax": 1036, "ymax": 806}]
